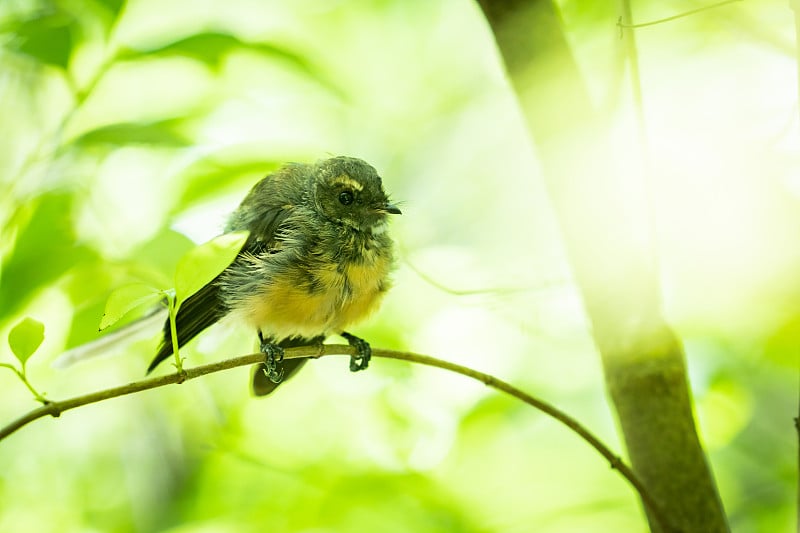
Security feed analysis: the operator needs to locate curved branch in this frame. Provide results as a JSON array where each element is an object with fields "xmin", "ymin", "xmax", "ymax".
[
  {"xmin": 0, "ymin": 345, "xmax": 673, "ymax": 530},
  {"xmin": 617, "ymin": 0, "xmax": 742, "ymax": 29},
  {"xmin": 373, "ymin": 349, "xmax": 674, "ymax": 531}
]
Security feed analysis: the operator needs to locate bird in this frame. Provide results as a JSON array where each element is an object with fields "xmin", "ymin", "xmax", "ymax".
[{"xmin": 147, "ymin": 156, "xmax": 401, "ymax": 395}]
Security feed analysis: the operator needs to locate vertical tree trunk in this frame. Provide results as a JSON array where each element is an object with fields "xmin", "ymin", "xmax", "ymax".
[{"xmin": 475, "ymin": 1, "xmax": 729, "ymax": 531}]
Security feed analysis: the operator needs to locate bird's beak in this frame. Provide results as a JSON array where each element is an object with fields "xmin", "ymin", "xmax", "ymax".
[{"xmin": 383, "ymin": 203, "xmax": 402, "ymax": 215}]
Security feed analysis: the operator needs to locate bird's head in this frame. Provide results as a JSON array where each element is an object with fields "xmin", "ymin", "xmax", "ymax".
[{"xmin": 313, "ymin": 156, "xmax": 401, "ymax": 231}]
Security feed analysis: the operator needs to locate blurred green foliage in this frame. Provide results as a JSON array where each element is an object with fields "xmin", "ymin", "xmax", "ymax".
[{"xmin": 0, "ymin": 0, "xmax": 798, "ymax": 532}]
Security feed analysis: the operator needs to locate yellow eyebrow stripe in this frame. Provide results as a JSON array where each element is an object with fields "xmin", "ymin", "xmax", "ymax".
[{"xmin": 333, "ymin": 175, "xmax": 363, "ymax": 191}]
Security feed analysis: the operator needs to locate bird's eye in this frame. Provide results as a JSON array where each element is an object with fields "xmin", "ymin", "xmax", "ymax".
[{"xmin": 339, "ymin": 191, "xmax": 354, "ymax": 205}]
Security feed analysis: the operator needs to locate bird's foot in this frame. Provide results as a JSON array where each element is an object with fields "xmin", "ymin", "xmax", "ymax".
[
  {"xmin": 341, "ymin": 332, "xmax": 371, "ymax": 372},
  {"xmin": 259, "ymin": 333, "xmax": 285, "ymax": 384}
]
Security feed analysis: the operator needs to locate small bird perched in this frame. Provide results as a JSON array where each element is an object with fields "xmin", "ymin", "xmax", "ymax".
[{"xmin": 147, "ymin": 156, "xmax": 401, "ymax": 395}]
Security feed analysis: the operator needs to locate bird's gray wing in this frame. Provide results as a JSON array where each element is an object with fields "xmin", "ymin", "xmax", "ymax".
[{"xmin": 148, "ymin": 204, "xmax": 291, "ymax": 373}]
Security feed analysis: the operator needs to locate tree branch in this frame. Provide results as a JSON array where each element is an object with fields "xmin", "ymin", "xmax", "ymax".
[
  {"xmin": 475, "ymin": 1, "xmax": 725, "ymax": 530},
  {"xmin": 0, "ymin": 345, "xmax": 674, "ymax": 531}
]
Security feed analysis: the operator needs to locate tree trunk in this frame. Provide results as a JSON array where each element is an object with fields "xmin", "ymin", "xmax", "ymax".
[{"xmin": 475, "ymin": 1, "xmax": 729, "ymax": 531}]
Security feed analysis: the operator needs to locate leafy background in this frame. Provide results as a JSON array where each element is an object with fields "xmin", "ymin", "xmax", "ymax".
[{"xmin": 0, "ymin": 0, "xmax": 797, "ymax": 531}]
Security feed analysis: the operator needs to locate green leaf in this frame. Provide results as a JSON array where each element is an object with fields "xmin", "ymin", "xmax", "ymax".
[
  {"xmin": 117, "ymin": 32, "xmax": 243, "ymax": 69},
  {"xmin": 128, "ymin": 228, "xmax": 197, "ymax": 287},
  {"xmin": 179, "ymin": 159, "xmax": 282, "ymax": 208},
  {"xmin": 764, "ymin": 315, "xmax": 800, "ymax": 367},
  {"xmin": 99, "ymin": 283, "xmax": 162, "ymax": 330},
  {"xmin": 0, "ymin": 193, "xmax": 98, "ymax": 322},
  {"xmin": 174, "ymin": 231, "xmax": 249, "ymax": 306},
  {"xmin": 8, "ymin": 317, "xmax": 45, "ymax": 365},
  {"xmin": 172, "ymin": 145, "xmax": 313, "ymax": 209},
  {"xmin": 127, "ymin": 31, "xmax": 325, "ymax": 71},
  {"xmin": 71, "ymin": 119, "xmax": 190, "ymax": 148},
  {"xmin": 62, "ymin": 0, "xmax": 127, "ymax": 37},
  {"xmin": 118, "ymin": 32, "xmax": 346, "ymax": 97},
  {"xmin": 147, "ymin": 32, "xmax": 242, "ymax": 68},
  {"xmin": 95, "ymin": 0, "xmax": 127, "ymax": 19},
  {"xmin": 8, "ymin": 11, "xmax": 76, "ymax": 69}
]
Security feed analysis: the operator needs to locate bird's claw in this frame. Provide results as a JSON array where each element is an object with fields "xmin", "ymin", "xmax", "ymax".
[
  {"xmin": 260, "ymin": 340, "xmax": 285, "ymax": 384},
  {"xmin": 341, "ymin": 332, "xmax": 371, "ymax": 372}
]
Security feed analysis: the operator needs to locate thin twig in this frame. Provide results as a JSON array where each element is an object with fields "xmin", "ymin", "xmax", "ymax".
[
  {"xmin": 0, "ymin": 345, "xmax": 675, "ymax": 531},
  {"xmin": 372, "ymin": 349, "xmax": 675, "ymax": 531},
  {"xmin": 617, "ymin": 0, "xmax": 742, "ymax": 29}
]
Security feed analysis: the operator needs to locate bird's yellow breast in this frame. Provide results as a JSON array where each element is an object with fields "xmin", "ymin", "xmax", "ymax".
[{"xmin": 239, "ymin": 250, "xmax": 392, "ymax": 340}]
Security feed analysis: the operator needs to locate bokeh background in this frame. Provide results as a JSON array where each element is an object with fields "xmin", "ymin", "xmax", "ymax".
[{"xmin": 1, "ymin": 0, "xmax": 798, "ymax": 531}]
